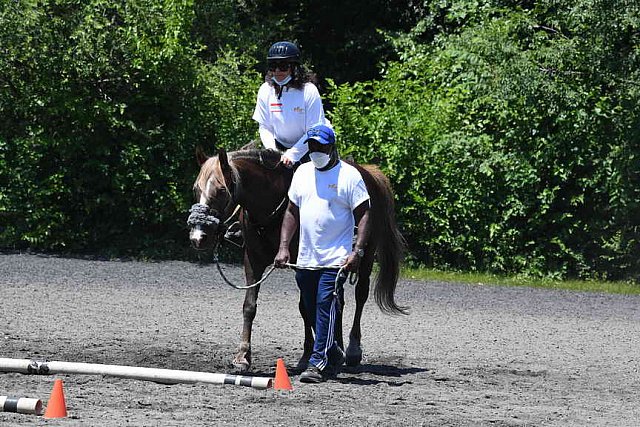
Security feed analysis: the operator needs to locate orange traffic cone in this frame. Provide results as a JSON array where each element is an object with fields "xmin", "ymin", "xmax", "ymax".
[
  {"xmin": 44, "ymin": 379, "xmax": 67, "ymax": 419},
  {"xmin": 273, "ymin": 358, "xmax": 293, "ymax": 390}
]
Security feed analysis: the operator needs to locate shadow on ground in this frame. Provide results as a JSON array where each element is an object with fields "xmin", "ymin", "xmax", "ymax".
[{"xmin": 337, "ymin": 363, "xmax": 429, "ymax": 386}]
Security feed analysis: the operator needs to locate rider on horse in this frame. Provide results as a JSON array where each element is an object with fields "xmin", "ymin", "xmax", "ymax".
[
  {"xmin": 252, "ymin": 41, "xmax": 331, "ymax": 167},
  {"xmin": 226, "ymin": 41, "xmax": 332, "ymax": 245}
]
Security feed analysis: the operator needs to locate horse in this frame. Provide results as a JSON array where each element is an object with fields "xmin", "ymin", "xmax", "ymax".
[{"xmin": 188, "ymin": 147, "xmax": 406, "ymax": 372}]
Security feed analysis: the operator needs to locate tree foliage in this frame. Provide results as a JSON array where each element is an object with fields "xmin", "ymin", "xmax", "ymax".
[
  {"xmin": 330, "ymin": 0, "xmax": 640, "ymax": 279},
  {"xmin": 0, "ymin": 0, "xmax": 259, "ymax": 255},
  {"xmin": 1, "ymin": 0, "xmax": 638, "ymax": 280}
]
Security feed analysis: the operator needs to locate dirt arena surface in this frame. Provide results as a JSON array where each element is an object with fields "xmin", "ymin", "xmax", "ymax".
[{"xmin": 0, "ymin": 253, "xmax": 638, "ymax": 426}]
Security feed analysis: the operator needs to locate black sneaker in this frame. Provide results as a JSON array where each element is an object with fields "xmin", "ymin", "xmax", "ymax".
[{"xmin": 299, "ymin": 366, "xmax": 326, "ymax": 383}]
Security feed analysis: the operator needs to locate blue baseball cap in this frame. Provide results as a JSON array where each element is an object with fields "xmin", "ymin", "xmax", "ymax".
[{"xmin": 304, "ymin": 124, "xmax": 335, "ymax": 145}]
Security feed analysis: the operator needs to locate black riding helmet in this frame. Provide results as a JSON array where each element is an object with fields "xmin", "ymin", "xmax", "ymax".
[
  {"xmin": 267, "ymin": 41, "xmax": 302, "ymax": 98},
  {"xmin": 267, "ymin": 41, "xmax": 301, "ymax": 63}
]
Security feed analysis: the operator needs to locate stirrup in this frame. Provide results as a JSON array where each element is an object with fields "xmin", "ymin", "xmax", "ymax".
[{"xmin": 224, "ymin": 221, "xmax": 244, "ymax": 247}]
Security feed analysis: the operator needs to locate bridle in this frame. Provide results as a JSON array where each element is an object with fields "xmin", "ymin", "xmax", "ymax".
[
  {"xmin": 187, "ymin": 157, "xmax": 287, "ymax": 289},
  {"xmin": 187, "ymin": 178, "xmax": 238, "ymax": 245},
  {"xmin": 188, "ymin": 151, "xmax": 357, "ymax": 290}
]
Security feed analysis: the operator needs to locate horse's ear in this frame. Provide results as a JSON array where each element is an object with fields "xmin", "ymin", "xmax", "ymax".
[
  {"xmin": 217, "ymin": 148, "xmax": 234, "ymax": 187},
  {"xmin": 195, "ymin": 145, "xmax": 210, "ymax": 166}
]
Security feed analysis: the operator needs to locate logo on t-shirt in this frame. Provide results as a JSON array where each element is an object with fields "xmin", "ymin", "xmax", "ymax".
[
  {"xmin": 328, "ymin": 184, "xmax": 337, "ymax": 190},
  {"xmin": 293, "ymin": 106, "xmax": 304, "ymax": 114},
  {"xmin": 270, "ymin": 103, "xmax": 282, "ymax": 113}
]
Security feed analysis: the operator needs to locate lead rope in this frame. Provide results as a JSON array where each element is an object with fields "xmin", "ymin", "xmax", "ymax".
[
  {"xmin": 212, "ymin": 255, "xmax": 277, "ymax": 290},
  {"xmin": 212, "ymin": 254, "xmax": 354, "ymax": 291}
]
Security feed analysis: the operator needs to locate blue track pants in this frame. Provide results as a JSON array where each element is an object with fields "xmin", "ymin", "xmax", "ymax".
[{"xmin": 295, "ymin": 268, "xmax": 346, "ymax": 371}]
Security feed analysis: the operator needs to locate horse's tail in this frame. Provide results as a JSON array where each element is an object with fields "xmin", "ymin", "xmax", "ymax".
[{"xmin": 360, "ymin": 164, "xmax": 409, "ymax": 315}]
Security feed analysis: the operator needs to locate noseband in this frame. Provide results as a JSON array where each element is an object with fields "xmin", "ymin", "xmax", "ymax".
[
  {"xmin": 187, "ymin": 203, "xmax": 221, "ymax": 229},
  {"xmin": 188, "ymin": 170, "xmax": 238, "ymax": 233}
]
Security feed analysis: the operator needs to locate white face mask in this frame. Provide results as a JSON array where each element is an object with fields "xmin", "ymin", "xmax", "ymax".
[
  {"xmin": 309, "ymin": 152, "xmax": 331, "ymax": 169},
  {"xmin": 272, "ymin": 75, "xmax": 292, "ymax": 86}
]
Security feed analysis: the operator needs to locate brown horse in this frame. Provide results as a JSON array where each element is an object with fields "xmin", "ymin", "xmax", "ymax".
[{"xmin": 189, "ymin": 147, "xmax": 406, "ymax": 372}]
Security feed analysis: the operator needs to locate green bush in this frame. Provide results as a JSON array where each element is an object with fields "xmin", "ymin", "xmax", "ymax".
[
  {"xmin": 1, "ymin": 0, "xmax": 637, "ymax": 281},
  {"xmin": 329, "ymin": 1, "xmax": 640, "ymax": 280},
  {"xmin": 0, "ymin": 0, "xmax": 260, "ymax": 256}
]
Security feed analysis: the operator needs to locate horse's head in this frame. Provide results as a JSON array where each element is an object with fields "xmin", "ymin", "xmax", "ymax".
[{"xmin": 188, "ymin": 147, "xmax": 236, "ymax": 250}]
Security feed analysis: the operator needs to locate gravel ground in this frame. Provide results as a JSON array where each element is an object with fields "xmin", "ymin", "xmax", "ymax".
[{"xmin": 0, "ymin": 252, "xmax": 638, "ymax": 426}]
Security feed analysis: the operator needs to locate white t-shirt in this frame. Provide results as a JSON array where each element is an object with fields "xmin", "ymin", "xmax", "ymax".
[
  {"xmin": 252, "ymin": 81, "xmax": 330, "ymax": 162},
  {"xmin": 288, "ymin": 161, "xmax": 370, "ymax": 268}
]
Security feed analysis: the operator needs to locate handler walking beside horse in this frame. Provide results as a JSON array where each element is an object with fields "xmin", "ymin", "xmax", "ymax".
[
  {"xmin": 275, "ymin": 124, "xmax": 371, "ymax": 383},
  {"xmin": 189, "ymin": 130, "xmax": 406, "ymax": 373}
]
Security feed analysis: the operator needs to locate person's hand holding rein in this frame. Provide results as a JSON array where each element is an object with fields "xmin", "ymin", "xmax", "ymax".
[
  {"xmin": 274, "ymin": 246, "xmax": 290, "ymax": 267},
  {"xmin": 341, "ymin": 250, "xmax": 361, "ymax": 273}
]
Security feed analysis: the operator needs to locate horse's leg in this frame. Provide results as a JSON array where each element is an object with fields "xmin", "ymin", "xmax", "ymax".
[
  {"xmin": 232, "ymin": 251, "xmax": 264, "ymax": 372},
  {"xmin": 296, "ymin": 295, "xmax": 314, "ymax": 371},
  {"xmin": 346, "ymin": 257, "xmax": 373, "ymax": 367},
  {"xmin": 233, "ymin": 285, "xmax": 259, "ymax": 371}
]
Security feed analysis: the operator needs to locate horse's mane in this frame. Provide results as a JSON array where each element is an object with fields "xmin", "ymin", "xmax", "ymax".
[
  {"xmin": 229, "ymin": 148, "xmax": 281, "ymax": 166},
  {"xmin": 194, "ymin": 149, "xmax": 283, "ymax": 195}
]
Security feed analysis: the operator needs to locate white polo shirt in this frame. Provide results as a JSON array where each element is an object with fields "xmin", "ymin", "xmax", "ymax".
[
  {"xmin": 288, "ymin": 161, "xmax": 370, "ymax": 268},
  {"xmin": 252, "ymin": 82, "xmax": 329, "ymax": 162}
]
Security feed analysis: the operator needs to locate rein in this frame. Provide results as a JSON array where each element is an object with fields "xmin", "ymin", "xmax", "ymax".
[
  {"xmin": 212, "ymin": 259, "xmax": 355, "ymax": 291},
  {"xmin": 212, "ymin": 253, "xmax": 278, "ymax": 290}
]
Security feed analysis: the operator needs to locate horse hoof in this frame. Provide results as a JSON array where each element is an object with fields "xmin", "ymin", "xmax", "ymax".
[
  {"xmin": 232, "ymin": 358, "xmax": 251, "ymax": 372},
  {"xmin": 346, "ymin": 341, "xmax": 362, "ymax": 366},
  {"xmin": 345, "ymin": 354, "xmax": 362, "ymax": 367}
]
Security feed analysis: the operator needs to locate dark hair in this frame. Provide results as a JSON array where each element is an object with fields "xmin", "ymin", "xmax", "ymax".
[{"xmin": 265, "ymin": 63, "xmax": 318, "ymax": 90}]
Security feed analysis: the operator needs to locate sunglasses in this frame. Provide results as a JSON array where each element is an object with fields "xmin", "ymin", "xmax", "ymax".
[{"xmin": 268, "ymin": 62, "xmax": 292, "ymax": 71}]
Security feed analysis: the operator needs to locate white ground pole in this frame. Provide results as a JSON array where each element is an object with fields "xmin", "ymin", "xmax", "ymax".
[
  {"xmin": 0, "ymin": 358, "xmax": 272, "ymax": 390},
  {"xmin": 0, "ymin": 396, "xmax": 43, "ymax": 415}
]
